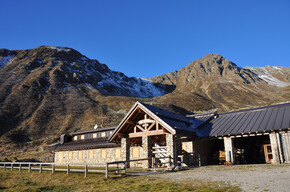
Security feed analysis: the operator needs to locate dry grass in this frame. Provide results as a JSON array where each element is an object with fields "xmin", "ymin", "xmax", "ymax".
[
  {"xmin": 0, "ymin": 149, "xmax": 53, "ymax": 162},
  {"xmin": 0, "ymin": 169, "xmax": 241, "ymax": 192}
]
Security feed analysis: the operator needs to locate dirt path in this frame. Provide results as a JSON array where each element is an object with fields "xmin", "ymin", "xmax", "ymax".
[{"xmin": 152, "ymin": 164, "xmax": 290, "ymax": 192}]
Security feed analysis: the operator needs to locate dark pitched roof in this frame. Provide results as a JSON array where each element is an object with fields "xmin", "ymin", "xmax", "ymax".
[
  {"xmin": 70, "ymin": 127, "xmax": 116, "ymax": 136},
  {"xmin": 142, "ymin": 103, "xmax": 191, "ymax": 124},
  {"xmin": 142, "ymin": 103, "xmax": 192, "ymax": 134},
  {"xmin": 141, "ymin": 103, "xmax": 213, "ymax": 135},
  {"xmin": 196, "ymin": 103, "xmax": 290, "ymax": 137},
  {"xmin": 51, "ymin": 138, "xmax": 119, "ymax": 151}
]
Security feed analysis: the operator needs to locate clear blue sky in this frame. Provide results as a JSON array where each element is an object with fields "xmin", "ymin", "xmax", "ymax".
[{"xmin": 1, "ymin": 0, "xmax": 289, "ymax": 77}]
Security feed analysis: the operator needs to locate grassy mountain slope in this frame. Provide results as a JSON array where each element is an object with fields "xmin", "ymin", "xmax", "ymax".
[{"xmin": 0, "ymin": 47, "xmax": 289, "ymax": 155}]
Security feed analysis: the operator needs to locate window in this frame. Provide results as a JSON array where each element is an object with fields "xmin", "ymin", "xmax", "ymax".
[
  {"xmin": 69, "ymin": 151, "xmax": 73, "ymax": 159},
  {"xmin": 81, "ymin": 135, "xmax": 85, "ymax": 140},
  {"xmin": 101, "ymin": 149, "xmax": 107, "ymax": 159},
  {"xmin": 59, "ymin": 152, "xmax": 63, "ymax": 163},
  {"xmin": 73, "ymin": 136, "xmax": 78, "ymax": 141},
  {"xmin": 101, "ymin": 132, "xmax": 106, "ymax": 137},
  {"xmin": 59, "ymin": 152, "xmax": 63, "ymax": 159},
  {"xmin": 78, "ymin": 151, "xmax": 83, "ymax": 159},
  {"xmin": 132, "ymin": 147, "xmax": 140, "ymax": 158},
  {"xmin": 115, "ymin": 148, "xmax": 121, "ymax": 159},
  {"xmin": 93, "ymin": 133, "xmax": 97, "ymax": 138},
  {"xmin": 89, "ymin": 150, "xmax": 94, "ymax": 159}
]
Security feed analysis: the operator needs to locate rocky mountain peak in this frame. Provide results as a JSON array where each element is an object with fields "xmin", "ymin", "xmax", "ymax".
[
  {"xmin": 152, "ymin": 53, "xmax": 260, "ymax": 87},
  {"xmin": 202, "ymin": 53, "xmax": 224, "ymax": 61},
  {"xmin": 191, "ymin": 54, "xmax": 238, "ymax": 73}
]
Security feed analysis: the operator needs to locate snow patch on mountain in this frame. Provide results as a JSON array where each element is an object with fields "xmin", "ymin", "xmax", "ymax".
[
  {"xmin": 133, "ymin": 77, "xmax": 164, "ymax": 97},
  {"xmin": 48, "ymin": 46, "xmax": 71, "ymax": 52},
  {"xmin": 95, "ymin": 71, "xmax": 165, "ymax": 98},
  {"xmin": 273, "ymin": 66, "xmax": 282, "ymax": 72},
  {"xmin": 65, "ymin": 59, "xmax": 166, "ymax": 98},
  {"xmin": 0, "ymin": 55, "xmax": 15, "ymax": 69},
  {"xmin": 255, "ymin": 67, "xmax": 290, "ymax": 87}
]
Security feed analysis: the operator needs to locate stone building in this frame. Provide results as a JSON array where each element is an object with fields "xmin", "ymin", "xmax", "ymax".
[{"xmin": 51, "ymin": 102, "xmax": 290, "ymax": 168}]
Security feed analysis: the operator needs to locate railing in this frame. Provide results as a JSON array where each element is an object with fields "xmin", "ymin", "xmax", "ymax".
[
  {"xmin": 152, "ymin": 146, "xmax": 169, "ymax": 165},
  {"xmin": 0, "ymin": 162, "xmax": 106, "ymax": 177},
  {"xmin": 105, "ymin": 158, "xmax": 153, "ymax": 178},
  {"xmin": 0, "ymin": 157, "xmax": 173, "ymax": 178},
  {"xmin": 152, "ymin": 156, "xmax": 173, "ymax": 171}
]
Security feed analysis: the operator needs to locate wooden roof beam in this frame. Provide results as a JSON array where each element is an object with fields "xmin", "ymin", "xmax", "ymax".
[{"xmin": 129, "ymin": 129, "xmax": 167, "ymax": 138}]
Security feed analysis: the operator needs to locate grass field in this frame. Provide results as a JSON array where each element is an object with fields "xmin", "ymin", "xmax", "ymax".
[{"xmin": 0, "ymin": 169, "xmax": 241, "ymax": 192}]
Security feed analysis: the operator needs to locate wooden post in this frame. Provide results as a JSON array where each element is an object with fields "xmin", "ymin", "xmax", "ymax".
[
  {"xmin": 198, "ymin": 154, "xmax": 201, "ymax": 167},
  {"xmin": 153, "ymin": 157, "xmax": 156, "ymax": 172},
  {"xmin": 116, "ymin": 163, "xmax": 119, "ymax": 174},
  {"xmin": 29, "ymin": 164, "xmax": 31, "ymax": 172},
  {"xmin": 180, "ymin": 155, "xmax": 184, "ymax": 167},
  {"xmin": 84, "ymin": 164, "xmax": 88, "ymax": 178},
  {"xmin": 11, "ymin": 163, "xmax": 13, "ymax": 171},
  {"xmin": 105, "ymin": 163, "xmax": 108, "ymax": 178},
  {"xmin": 52, "ymin": 164, "xmax": 55, "ymax": 174},
  {"xmin": 67, "ymin": 164, "xmax": 70, "ymax": 175},
  {"xmin": 123, "ymin": 162, "xmax": 126, "ymax": 174},
  {"xmin": 169, "ymin": 155, "xmax": 172, "ymax": 166},
  {"xmin": 4, "ymin": 163, "xmax": 6, "ymax": 170},
  {"xmin": 19, "ymin": 163, "xmax": 22, "ymax": 172},
  {"xmin": 39, "ymin": 164, "xmax": 42, "ymax": 173}
]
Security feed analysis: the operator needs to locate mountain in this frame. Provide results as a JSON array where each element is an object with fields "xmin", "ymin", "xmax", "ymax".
[
  {"xmin": 0, "ymin": 46, "xmax": 169, "ymax": 99},
  {"xmin": 0, "ymin": 46, "xmax": 172, "ymax": 152},
  {"xmin": 151, "ymin": 54, "xmax": 290, "ymax": 112},
  {"xmin": 0, "ymin": 47, "xmax": 289, "ymax": 154}
]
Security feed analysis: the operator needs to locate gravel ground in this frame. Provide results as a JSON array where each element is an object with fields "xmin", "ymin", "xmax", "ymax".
[{"xmin": 152, "ymin": 164, "xmax": 290, "ymax": 192}]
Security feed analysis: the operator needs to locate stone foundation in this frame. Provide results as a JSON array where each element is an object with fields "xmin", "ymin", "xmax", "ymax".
[{"xmin": 54, "ymin": 147, "xmax": 121, "ymax": 164}]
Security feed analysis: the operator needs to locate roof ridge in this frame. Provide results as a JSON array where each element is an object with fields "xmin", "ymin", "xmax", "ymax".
[
  {"xmin": 186, "ymin": 113, "xmax": 216, "ymax": 118},
  {"xmin": 218, "ymin": 102, "xmax": 290, "ymax": 116},
  {"xmin": 141, "ymin": 102, "xmax": 191, "ymax": 123}
]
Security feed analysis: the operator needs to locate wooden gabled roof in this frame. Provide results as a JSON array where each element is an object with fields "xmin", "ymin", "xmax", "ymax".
[{"xmin": 109, "ymin": 102, "xmax": 178, "ymax": 141}]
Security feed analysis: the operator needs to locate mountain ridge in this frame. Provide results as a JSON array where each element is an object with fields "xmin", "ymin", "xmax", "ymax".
[
  {"xmin": 0, "ymin": 46, "xmax": 289, "ymax": 154},
  {"xmin": 0, "ymin": 46, "xmax": 171, "ymax": 98}
]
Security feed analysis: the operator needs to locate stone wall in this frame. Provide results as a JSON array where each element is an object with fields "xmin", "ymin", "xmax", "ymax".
[
  {"xmin": 121, "ymin": 138, "xmax": 130, "ymax": 165},
  {"xmin": 166, "ymin": 134, "xmax": 176, "ymax": 166},
  {"xmin": 54, "ymin": 146, "xmax": 146, "ymax": 168},
  {"xmin": 141, "ymin": 136, "xmax": 152, "ymax": 169},
  {"xmin": 281, "ymin": 132, "xmax": 290, "ymax": 163},
  {"xmin": 54, "ymin": 147, "xmax": 122, "ymax": 164}
]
